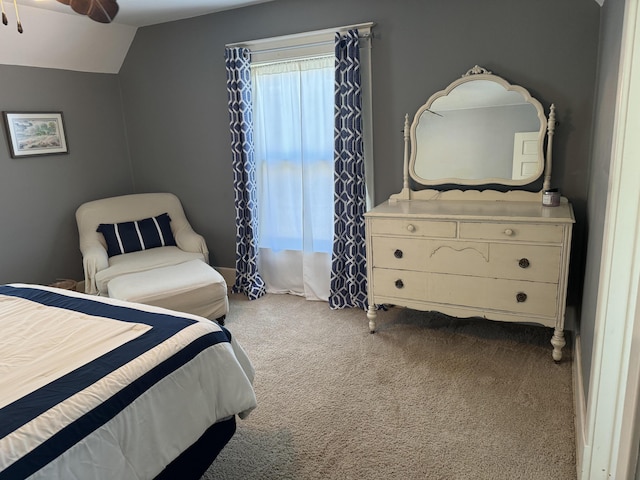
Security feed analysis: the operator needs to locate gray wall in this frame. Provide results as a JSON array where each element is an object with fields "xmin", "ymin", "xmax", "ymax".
[
  {"xmin": 580, "ymin": 0, "xmax": 626, "ymax": 401},
  {"xmin": 119, "ymin": 0, "xmax": 600, "ymax": 280},
  {"xmin": 0, "ymin": 0, "xmax": 601, "ymax": 306},
  {"xmin": 0, "ymin": 0, "xmax": 624, "ymax": 428},
  {"xmin": 0, "ymin": 66, "xmax": 133, "ymax": 285}
]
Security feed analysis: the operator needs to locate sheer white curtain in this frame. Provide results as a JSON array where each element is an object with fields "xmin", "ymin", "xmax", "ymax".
[{"xmin": 251, "ymin": 56, "xmax": 334, "ymax": 301}]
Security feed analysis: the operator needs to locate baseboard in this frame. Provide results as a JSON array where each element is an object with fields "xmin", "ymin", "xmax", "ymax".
[
  {"xmin": 573, "ymin": 330, "xmax": 587, "ymax": 480},
  {"xmin": 214, "ymin": 267, "xmax": 235, "ymax": 293}
]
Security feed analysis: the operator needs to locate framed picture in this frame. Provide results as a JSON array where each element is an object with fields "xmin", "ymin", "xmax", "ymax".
[{"xmin": 3, "ymin": 112, "xmax": 69, "ymax": 158}]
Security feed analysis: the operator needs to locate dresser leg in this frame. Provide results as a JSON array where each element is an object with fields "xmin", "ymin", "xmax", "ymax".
[
  {"xmin": 551, "ymin": 327, "xmax": 565, "ymax": 362},
  {"xmin": 367, "ymin": 305, "xmax": 377, "ymax": 333}
]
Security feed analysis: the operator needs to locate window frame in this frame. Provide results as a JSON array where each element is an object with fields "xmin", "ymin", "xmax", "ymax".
[{"xmin": 226, "ymin": 22, "xmax": 375, "ymax": 209}]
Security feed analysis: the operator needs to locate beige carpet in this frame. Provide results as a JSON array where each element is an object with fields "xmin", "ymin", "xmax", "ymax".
[{"xmin": 204, "ymin": 293, "xmax": 576, "ymax": 480}]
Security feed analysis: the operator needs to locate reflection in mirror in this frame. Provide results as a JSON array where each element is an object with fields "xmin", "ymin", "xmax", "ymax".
[{"xmin": 408, "ymin": 69, "xmax": 547, "ymax": 187}]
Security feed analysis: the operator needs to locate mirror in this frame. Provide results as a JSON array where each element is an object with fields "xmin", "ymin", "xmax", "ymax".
[{"xmin": 408, "ymin": 66, "xmax": 549, "ymax": 187}]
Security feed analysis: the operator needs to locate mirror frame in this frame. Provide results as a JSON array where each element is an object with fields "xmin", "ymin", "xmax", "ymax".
[{"xmin": 406, "ymin": 65, "xmax": 554, "ymax": 188}]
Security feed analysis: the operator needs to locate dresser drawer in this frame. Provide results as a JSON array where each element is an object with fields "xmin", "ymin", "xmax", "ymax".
[
  {"xmin": 484, "ymin": 243, "xmax": 561, "ymax": 283},
  {"xmin": 459, "ymin": 222, "xmax": 564, "ymax": 243},
  {"xmin": 371, "ymin": 237, "xmax": 561, "ymax": 283},
  {"xmin": 371, "ymin": 237, "xmax": 488, "ymax": 273},
  {"xmin": 372, "ymin": 268, "xmax": 427, "ymax": 301},
  {"xmin": 372, "ymin": 269, "xmax": 558, "ymax": 317},
  {"xmin": 368, "ymin": 218, "xmax": 456, "ymax": 238}
]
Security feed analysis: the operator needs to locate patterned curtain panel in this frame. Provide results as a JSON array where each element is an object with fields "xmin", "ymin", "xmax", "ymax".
[
  {"xmin": 224, "ymin": 47, "xmax": 266, "ymax": 300},
  {"xmin": 329, "ymin": 30, "xmax": 368, "ymax": 310}
]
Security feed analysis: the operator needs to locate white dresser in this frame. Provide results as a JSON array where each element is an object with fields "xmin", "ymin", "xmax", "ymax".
[
  {"xmin": 365, "ymin": 65, "xmax": 574, "ymax": 361},
  {"xmin": 365, "ymin": 198, "xmax": 574, "ymax": 361}
]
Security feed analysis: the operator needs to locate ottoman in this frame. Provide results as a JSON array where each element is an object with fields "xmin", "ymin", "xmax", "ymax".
[{"xmin": 107, "ymin": 259, "xmax": 228, "ymax": 323}]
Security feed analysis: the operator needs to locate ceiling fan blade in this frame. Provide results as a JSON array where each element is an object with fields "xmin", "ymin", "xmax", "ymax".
[
  {"xmin": 56, "ymin": 0, "xmax": 119, "ymax": 23},
  {"xmin": 88, "ymin": 0, "xmax": 118, "ymax": 23},
  {"xmin": 69, "ymin": 0, "xmax": 91, "ymax": 15}
]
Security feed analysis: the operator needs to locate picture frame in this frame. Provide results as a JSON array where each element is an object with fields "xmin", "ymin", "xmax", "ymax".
[{"xmin": 3, "ymin": 112, "xmax": 69, "ymax": 158}]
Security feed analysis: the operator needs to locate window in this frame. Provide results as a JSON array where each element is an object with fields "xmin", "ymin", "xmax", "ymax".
[
  {"xmin": 252, "ymin": 56, "xmax": 334, "ymax": 253},
  {"xmin": 227, "ymin": 24, "xmax": 373, "ymax": 300},
  {"xmin": 251, "ymin": 56, "xmax": 334, "ymax": 299}
]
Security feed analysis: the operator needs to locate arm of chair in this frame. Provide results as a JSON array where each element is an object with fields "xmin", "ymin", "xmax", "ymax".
[
  {"xmin": 80, "ymin": 245, "xmax": 109, "ymax": 294},
  {"xmin": 174, "ymin": 227, "xmax": 210, "ymax": 264}
]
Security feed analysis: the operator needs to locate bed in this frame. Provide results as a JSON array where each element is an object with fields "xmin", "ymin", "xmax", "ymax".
[{"xmin": 0, "ymin": 284, "xmax": 257, "ymax": 480}]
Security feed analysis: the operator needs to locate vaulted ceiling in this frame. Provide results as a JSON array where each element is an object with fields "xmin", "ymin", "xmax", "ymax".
[
  {"xmin": 0, "ymin": 0, "xmax": 274, "ymax": 73},
  {"xmin": 14, "ymin": 0, "xmax": 274, "ymax": 27}
]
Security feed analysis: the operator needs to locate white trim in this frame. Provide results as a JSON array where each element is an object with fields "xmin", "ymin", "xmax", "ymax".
[
  {"xmin": 226, "ymin": 23, "xmax": 374, "ymax": 65},
  {"xmin": 226, "ymin": 22, "xmax": 374, "ymax": 57},
  {"xmin": 581, "ymin": 0, "xmax": 640, "ymax": 477},
  {"xmin": 574, "ymin": 332, "xmax": 587, "ymax": 479},
  {"xmin": 621, "ymin": 283, "xmax": 640, "ymax": 478},
  {"xmin": 359, "ymin": 28, "xmax": 375, "ymax": 210}
]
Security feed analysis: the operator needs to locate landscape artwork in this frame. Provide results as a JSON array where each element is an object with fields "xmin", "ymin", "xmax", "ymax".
[{"xmin": 3, "ymin": 112, "xmax": 68, "ymax": 158}]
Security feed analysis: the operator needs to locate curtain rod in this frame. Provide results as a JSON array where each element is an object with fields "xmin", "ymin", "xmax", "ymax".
[
  {"xmin": 245, "ymin": 34, "xmax": 372, "ymax": 57},
  {"xmin": 225, "ymin": 22, "xmax": 375, "ymax": 49}
]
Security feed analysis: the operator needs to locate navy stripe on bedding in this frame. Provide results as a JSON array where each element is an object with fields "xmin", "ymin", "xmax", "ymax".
[
  {"xmin": 0, "ymin": 331, "xmax": 228, "ymax": 480},
  {"xmin": 0, "ymin": 286, "xmax": 230, "ymax": 440}
]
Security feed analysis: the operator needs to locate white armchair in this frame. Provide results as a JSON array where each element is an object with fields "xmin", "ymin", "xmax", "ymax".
[{"xmin": 76, "ymin": 193, "xmax": 209, "ymax": 295}]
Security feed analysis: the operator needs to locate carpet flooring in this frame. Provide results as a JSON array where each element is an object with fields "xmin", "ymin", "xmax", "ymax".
[{"xmin": 204, "ymin": 293, "xmax": 576, "ymax": 480}]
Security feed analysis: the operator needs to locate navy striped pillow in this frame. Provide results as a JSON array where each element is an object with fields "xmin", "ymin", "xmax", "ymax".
[{"xmin": 97, "ymin": 213, "xmax": 177, "ymax": 257}]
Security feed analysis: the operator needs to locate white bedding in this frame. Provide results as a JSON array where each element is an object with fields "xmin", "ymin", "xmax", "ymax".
[{"xmin": 0, "ymin": 284, "xmax": 256, "ymax": 480}]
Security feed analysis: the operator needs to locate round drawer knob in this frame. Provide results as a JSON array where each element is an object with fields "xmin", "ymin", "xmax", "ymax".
[
  {"xmin": 504, "ymin": 228, "xmax": 514, "ymax": 236},
  {"xmin": 406, "ymin": 224, "xmax": 416, "ymax": 232},
  {"xmin": 518, "ymin": 258, "xmax": 530, "ymax": 268},
  {"xmin": 395, "ymin": 279, "xmax": 404, "ymax": 289},
  {"xmin": 394, "ymin": 249, "xmax": 403, "ymax": 259},
  {"xmin": 516, "ymin": 292, "xmax": 527, "ymax": 303}
]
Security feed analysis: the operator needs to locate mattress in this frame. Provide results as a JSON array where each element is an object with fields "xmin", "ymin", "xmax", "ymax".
[{"xmin": 0, "ymin": 284, "xmax": 257, "ymax": 480}]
